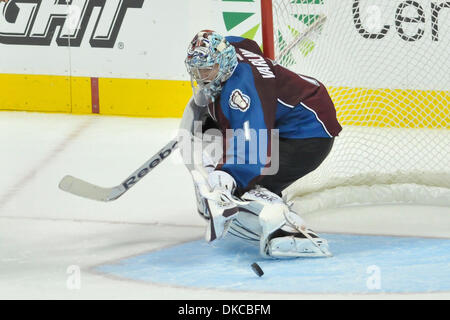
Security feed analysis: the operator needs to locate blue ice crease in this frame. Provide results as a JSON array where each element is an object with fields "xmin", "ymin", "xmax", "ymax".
[{"xmin": 96, "ymin": 234, "xmax": 450, "ymax": 293}]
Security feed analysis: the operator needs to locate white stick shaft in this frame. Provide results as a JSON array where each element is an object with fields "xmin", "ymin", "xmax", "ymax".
[{"xmin": 59, "ymin": 139, "xmax": 178, "ymax": 201}]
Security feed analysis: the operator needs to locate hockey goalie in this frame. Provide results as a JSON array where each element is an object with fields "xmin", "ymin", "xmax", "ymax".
[{"xmin": 179, "ymin": 30, "xmax": 342, "ymax": 259}]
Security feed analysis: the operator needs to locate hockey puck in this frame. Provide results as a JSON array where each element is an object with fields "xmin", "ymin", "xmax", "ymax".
[{"xmin": 251, "ymin": 262, "xmax": 264, "ymax": 277}]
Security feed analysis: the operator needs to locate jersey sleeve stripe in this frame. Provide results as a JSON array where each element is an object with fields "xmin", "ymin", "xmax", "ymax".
[
  {"xmin": 277, "ymin": 98, "xmax": 295, "ymax": 109},
  {"xmin": 300, "ymin": 102, "xmax": 333, "ymax": 138}
]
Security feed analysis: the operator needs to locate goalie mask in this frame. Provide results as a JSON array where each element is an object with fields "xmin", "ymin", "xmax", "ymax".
[{"xmin": 185, "ymin": 30, "xmax": 238, "ymax": 106}]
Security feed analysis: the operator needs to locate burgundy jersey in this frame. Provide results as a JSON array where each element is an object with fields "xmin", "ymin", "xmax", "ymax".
[{"xmin": 207, "ymin": 36, "xmax": 342, "ymax": 191}]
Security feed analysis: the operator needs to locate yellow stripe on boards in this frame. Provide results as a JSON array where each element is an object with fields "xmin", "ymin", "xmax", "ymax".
[
  {"xmin": 0, "ymin": 72, "xmax": 447, "ymax": 129},
  {"xmin": 329, "ymin": 87, "xmax": 449, "ymax": 129},
  {"xmin": 0, "ymin": 73, "xmax": 71, "ymax": 112},
  {"xmin": 98, "ymin": 78, "xmax": 192, "ymax": 117},
  {"xmin": 71, "ymin": 76, "xmax": 92, "ymax": 114},
  {"xmin": 0, "ymin": 74, "xmax": 192, "ymax": 117}
]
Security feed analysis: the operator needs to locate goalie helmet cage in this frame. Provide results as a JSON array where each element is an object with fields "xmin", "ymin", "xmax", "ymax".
[{"xmin": 260, "ymin": 0, "xmax": 450, "ymax": 214}]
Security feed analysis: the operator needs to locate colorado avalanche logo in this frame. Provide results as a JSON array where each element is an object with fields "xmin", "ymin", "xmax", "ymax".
[{"xmin": 229, "ymin": 89, "xmax": 250, "ymax": 112}]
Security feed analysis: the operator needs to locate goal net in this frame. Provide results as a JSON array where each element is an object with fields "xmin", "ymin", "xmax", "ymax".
[{"xmin": 262, "ymin": 0, "xmax": 450, "ymax": 214}]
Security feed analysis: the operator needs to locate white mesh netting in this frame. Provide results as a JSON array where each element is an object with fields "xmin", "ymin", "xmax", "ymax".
[{"xmin": 270, "ymin": 0, "xmax": 450, "ymax": 213}]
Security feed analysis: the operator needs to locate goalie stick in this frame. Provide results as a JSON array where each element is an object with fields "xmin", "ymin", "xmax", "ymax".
[
  {"xmin": 58, "ymin": 16, "xmax": 328, "ymax": 202},
  {"xmin": 58, "ymin": 139, "xmax": 178, "ymax": 201}
]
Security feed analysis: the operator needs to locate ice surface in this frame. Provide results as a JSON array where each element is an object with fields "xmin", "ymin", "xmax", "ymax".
[
  {"xmin": 0, "ymin": 111, "xmax": 448, "ymax": 299},
  {"xmin": 97, "ymin": 235, "xmax": 450, "ymax": 294}
]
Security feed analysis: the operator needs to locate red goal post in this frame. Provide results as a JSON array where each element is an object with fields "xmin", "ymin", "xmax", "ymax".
[{"xmin": 261, "ymin": 0, "xmax": 275, "ymax": 60}]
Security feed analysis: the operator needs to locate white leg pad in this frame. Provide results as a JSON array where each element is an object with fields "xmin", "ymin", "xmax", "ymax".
[
  {"xmin": 241, "ymin": 188, "xmax": 284, "ymax": 205},
  {"xmin": 240, "ymin": 187, "xmax": 331, "ymax": 258},
  {"xmin": 204, "ymin": 198, "xmax": 239, "ymax": 242},
  {"xmin": 267, "ymin": 236, "xmax": 331, "ymax": 258},
  {"xmin": 258, "ymin": 202, "xmax": 289, "ymax": 258}
]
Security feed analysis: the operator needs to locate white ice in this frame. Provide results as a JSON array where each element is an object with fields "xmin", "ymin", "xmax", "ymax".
[{"xmin": 0, "ymin": 111, "xmax": 448, "ymax": 299}]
